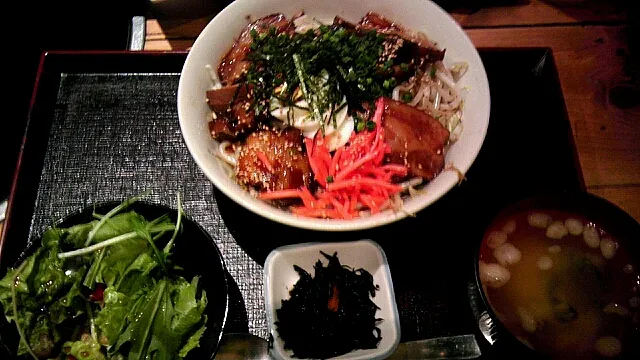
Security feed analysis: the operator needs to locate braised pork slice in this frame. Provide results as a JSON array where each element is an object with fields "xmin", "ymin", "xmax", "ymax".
[
  {"xmin": 209, "ymin": 100, "xmax": 257, "ymax": 142},
  {"xmin": 218, "ymin": 14, "xmax": 294, "ymax": 85},
  {"xmin": 206, "ymin": 84, "xmax": 249, "ymax": 112},
  {"xmin": 357, "ymin": 12, "xmax": 401, "ymax": 32},
  {"xmin": 382, "ymin": 98, "xmax": 450, "ymax": 180},
  {"xmin": 237, "ymin": 128, "xmax": 312, "ymax": 191},
  {"xmin": 357, "ymin": 12, "xmax": 445, "ymax": 66}
]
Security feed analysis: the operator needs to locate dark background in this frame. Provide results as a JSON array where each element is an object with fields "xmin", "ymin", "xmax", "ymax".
[{"xmin": 2, "ymin": 1, "xmax": 147, "ymax": 200}]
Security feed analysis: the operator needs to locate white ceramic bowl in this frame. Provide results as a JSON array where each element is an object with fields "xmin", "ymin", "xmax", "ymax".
[
  {"xmin": 264, "ymin": 239, "xmax": 400, "ymax": 360},
  {"xmin": 178, "ymin": 0, "xmax": 490, "ymax": 231}
]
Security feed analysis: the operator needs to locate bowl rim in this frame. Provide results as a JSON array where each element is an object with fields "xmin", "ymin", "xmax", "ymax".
[
  {"xmin": 263, "ymin": 239, "xmax": 401, "ymax": 360},
  {"xmin": 0, "ymin": 200, "xmax": 231, "ymax": 360},
  {"xmin": 471, "ymin": 190, "xmax": 640, "ymax": 357},
  {"xmin": 177, "ymin": 0, "xmax": 491, "ymax": 231}
]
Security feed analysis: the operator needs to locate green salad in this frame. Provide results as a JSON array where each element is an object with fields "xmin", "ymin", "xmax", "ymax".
[{"xmin": 0, "ymin": 194, "xmax": 208, "ymax": 360}]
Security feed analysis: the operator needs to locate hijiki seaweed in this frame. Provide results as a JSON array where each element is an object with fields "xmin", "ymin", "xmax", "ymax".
[{"xmin": 275, "ymin": 251, "xmax": 382, "ymax": 359}]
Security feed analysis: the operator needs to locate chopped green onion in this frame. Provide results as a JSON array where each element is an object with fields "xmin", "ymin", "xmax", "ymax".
[{"xmin": 401, "ymin": 92, "xmax": 413, "ymax": 103}]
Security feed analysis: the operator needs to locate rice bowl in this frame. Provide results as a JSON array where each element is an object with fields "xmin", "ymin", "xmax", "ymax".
[{"xmin": 178, "ymin": 0, "xmax": 490, "ymax": 231}]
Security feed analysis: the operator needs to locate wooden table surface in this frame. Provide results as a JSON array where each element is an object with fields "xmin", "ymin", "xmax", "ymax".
[{"xmin": 1, "ymin": 1, "xmax": 636, "ymax": 235}]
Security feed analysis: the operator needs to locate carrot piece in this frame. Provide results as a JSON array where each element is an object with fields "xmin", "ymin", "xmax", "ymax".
[
  {"xmin": 304, "ymin": 138, "xmax": 315, "ymax": 157},
  {"xmin": 360, "ymin": 194, "xmax": 379, "ymax": 214},
  {"xmin": 256, "ymin": 151, "xmax": 274, "ymax": 173},
  {"xmin": 350, "ymin": 194, "xmax": 358, "ymax": 213},
  {"xmin": 327, "ymin": 178, "xmax": 403, "ymax": 192},
  {"xmin": 291, "ymin": 207, "xmax": 341, "ymax": 219},
  {"xmin": 328, "ymin": 284, "xmax": 340, "ymax": 311},
  {"xmin": 306, "ymin": 148, "xmax": 327, "ymax": 187},
  {"xmin": 292, "ymin": 97, "xmax": 408, "ymax": 220},
  {"xmin": 317, "ymin": 145, "xmax": 333, "ymax": 169},
  {"xmin": 329, "ymin": 196, "xmax": 350, "ymax": 219},
  {"xmin": 299, "ymin": 186, "xmax": 318, "ymax": 208},
  {"xmin": 381, "ymin": 164, "xmax": 409, "ymax": 175},
  {"xmin": 329, "ymin": 147, "xmax": 343, "ymax": 177},
  {"xmin": 334, "ymin": 152, "xmax": 377, "ymax": 181},
  {"xmin": 259, "ymin": 189, "xmax": 301, "ymax": 200}
]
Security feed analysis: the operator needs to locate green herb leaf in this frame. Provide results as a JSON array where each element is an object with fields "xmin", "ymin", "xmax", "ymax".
[
  {"xmin": 63, "ymin": 335, "xmax": 106, "ymax": 360},
  {"xmin": 178, "ymin": 322, "xmax": 207, "ymax": 358},
  {"xmin": 0, "ymin": 194, "xmax": 205, "ymax": 360},
  {"xmin": 245, "ymin": 25, "xmax": 394, "ymax": 117},
  {"xmin": 85, "ymin": 191, "xmax": 149, "ymax": 246},
  {"xmin": 114, "ymin": 280, "xmax": 169, "ymax": 360},
  {"xmin": 366, "ymin": 121, "xmax": 376, "ymax": 131},
  {"xmin": 95, "ymin": 287, "xmax": 136, "ymax": 346},
  {"xmin": 171, "ymin": 277, "xmax": 208, "ymax": 335}
]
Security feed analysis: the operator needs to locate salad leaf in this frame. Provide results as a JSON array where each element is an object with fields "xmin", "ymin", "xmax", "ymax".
[
  {"xmin": 25, "ymin": 314, "xmax": 59, "ymax": 359},
  {"xmin": 32, "ymin": 241, "xmax": 84, "ymax": 304},
  {"xmin": 62, "ymin": 212, "xmax": 143, "ymax": 250},
  {"xmin": 83, "ymin": 250, "xmax": 106, "ymax": 289},
  {"xmin": 95, "ymin": 238, "xmax": 148, "ymax": 288},
  {"xmin": 61, "ymin": 222, "xmax": 95, "ymax": 249},
  {"xmin": 112, "ymin": 279, "xmax": 169, "ymax": 359},
  {"xmin": 173, "ymin": 277, "xmax": 208, "ymax": 358},
  {"xmin": 0, "ymin": 193, "xmax": 207, "ymax": 360},
  {"xmin": 170, "ymin": 277, "xmax": 207, "ymax": 336},
  {"xmin": 42, "ymin": 227, "xmax": 65, "ymax": 249},
  {"xmin": 63, "ymin": 334, "xmax": 106, "ymax": 360},
  {"xmin": 115, "ymin": 252, "xmax": 158, "ymax": 294},
  {"xmin": 48, "ymin": 276, "xmax": 85, "ymax": 325},
  {"xmin": 94, "ymin": 288, "xmax": 132, "ymax": 347},
  {"xmin": 0, "ymin": 242, "xmax": 84, "ymax": 358},
  {"xmin": 178, "ymin": 322, "xmax": 207, "ymax": 358},
  {"xmin": 94, "ymin": 214, "xmax": 150, "ymax": 288},
  {"xmin": 110, "ymin": 277, "xmax": 208, "ymax": 360},
  {"xmin": 130, "ymin": 214, "xmax": 168, "ymax": 274},
  {"xmin": 0, "ymin": 249, "xmax": 41, "ymax": 306}
]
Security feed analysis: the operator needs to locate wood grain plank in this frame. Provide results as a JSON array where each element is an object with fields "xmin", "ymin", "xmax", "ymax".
[
  {"xmin": 588, "ymin": 186, "xmax": 640, "ymax": 222},
  {"xmin": 451, "ymin": 0, "xmax": 628, "ymax": 28},
  {"xmin": 145, "ymin": 39, "xmax": 194, "ymax": 51},
  {"xmin": 144, "ymin": 1, "xmax": 629, "ymax": 43},
  {"xmin": 146, "ymin": 16, "xmax": 214, "ymax": 40},
  {"xmin": 467, "ymin": 25, "xmax": 640, "ymax": 187}
]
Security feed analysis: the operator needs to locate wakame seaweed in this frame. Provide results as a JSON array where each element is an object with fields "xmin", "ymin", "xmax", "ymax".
[
  {"xmin": 245, "ymin": 24, "xmax": 393, "ymax": 118},
  {"xmin": 275, "ymin": 251, "xmax": 382, "ymax": 359}
]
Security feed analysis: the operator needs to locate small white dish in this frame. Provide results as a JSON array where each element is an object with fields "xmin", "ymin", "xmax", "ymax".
[{"xmin": 264, "ymin": 239, "xmax": 401, "ymax": 360}]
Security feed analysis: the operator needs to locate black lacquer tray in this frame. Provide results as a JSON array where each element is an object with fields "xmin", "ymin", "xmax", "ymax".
[{"xmin": 0, "ymin": 49, "xmax": 583, "ymax": 358}]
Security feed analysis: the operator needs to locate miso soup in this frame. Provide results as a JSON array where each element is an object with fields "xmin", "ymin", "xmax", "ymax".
[{"xmin": 479, "ymin": 210, "xmax": 639, "ymax": 359}]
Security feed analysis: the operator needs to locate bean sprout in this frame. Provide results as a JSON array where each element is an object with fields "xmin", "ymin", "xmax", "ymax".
[
  {"xmin": 215, "ymin": 141, "xmax": 238, "ymax": 167},
  {"xmin": 391, "ymin": 59, "xmax": 465, "ymax": 142},
  {"xmin": 205, "ymin": 64, "xmax": 223, "ymax": 89}
]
